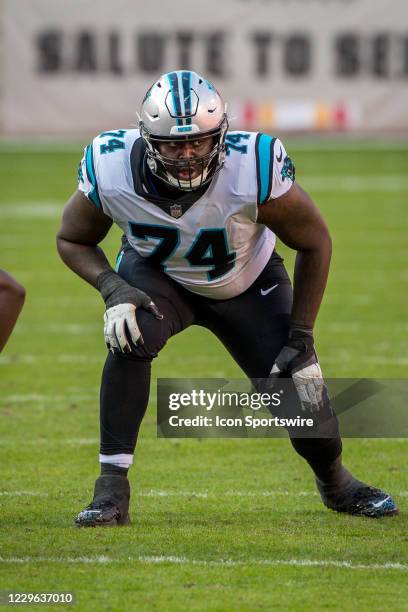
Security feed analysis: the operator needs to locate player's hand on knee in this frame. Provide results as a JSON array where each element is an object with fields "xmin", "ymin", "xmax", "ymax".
[
  {"xmin": 97, "ymin": 269, "xmax": 163, "ymax": 353},
  {"xmin": 103, "ymin": 303, "xmax": 142, "ymax": 352},
  {"xmin": 269, "ymin": 326, "xmax": 325, "ymax": 413}
]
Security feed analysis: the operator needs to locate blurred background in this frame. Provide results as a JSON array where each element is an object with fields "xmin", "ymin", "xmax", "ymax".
[
  {"xmin": 1, "ymin": 0, "xmax": 408, "ymax": 137},
  {"xmin": 0, "ymin": 1, "xmax": 407, "ymax": 606}
]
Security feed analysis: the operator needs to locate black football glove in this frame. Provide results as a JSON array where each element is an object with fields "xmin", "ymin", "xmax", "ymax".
[
  {"xmin": 97, "ymin": 269, "xmax": 163, "ymax": 353},
  {"xmin": 269, "ymin": 326, "xmax": 326, "ymax": 413}
]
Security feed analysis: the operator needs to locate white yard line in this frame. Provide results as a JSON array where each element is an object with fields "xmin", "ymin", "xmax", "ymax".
[
  {"xmin": 0, "ymin": 354, "xmax": 103, "ymax": 365},
  {"xmin": 0, "ymin": 438, "xmax": 408, "ymax": 448},
  {"xmin": 14, "ymin": 324, "xmax": 99, "ymax": 335},
  {"xmin": 0, "ymin": 439, "xmax": 99, "ymax": 447},
  {"xmin": 0, "ymin": 555, "xmax": 406, "ymax": 571},
  {"xmin": 0, "ymin": 203, "xmax": 63, "ymax": 218},
  {"xmin": 139, "ymin": 489, "xmax": 319, "ymax": 498},
  {"xmin": 1, "ymin": 489, "xmax": 408, "ymax": 499},
  {"xmin": 365, "ymin": 357, "xmax": 408, "ymax": 366},
  {"xmin": 0, "ymin": 491, "xmax": 49, "ymax": 497},
  {"xmin": 2, "ymin": 394, "xmax": 95, "ymax": 403},
  {"xmin": 9, "ymin": 321, "xmax": 405, "ymax": 337},
  {"xmin": 302, "ymin": 176, "xmax": 408, "ymax": 191}
]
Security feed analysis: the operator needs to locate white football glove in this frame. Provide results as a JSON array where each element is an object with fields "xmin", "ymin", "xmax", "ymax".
[
  {"xmin": 269, "ymin": 327, "xmax": 326, "ymax": 413},
  {"xmin": 97, "ymin": 269, "xmax": 163, "ymax": 353},
  {"xmin": 104, "ymin": 303, "xmax": 142, "ymax": 353},
  {"xmin": 291, "ymin": 363, "xmax": 325, "ymax": 413}
]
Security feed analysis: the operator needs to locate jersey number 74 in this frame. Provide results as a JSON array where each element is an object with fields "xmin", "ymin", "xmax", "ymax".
[{"xmin": 129, "ymin": 223, "xmax": 236, "ymax": 281}]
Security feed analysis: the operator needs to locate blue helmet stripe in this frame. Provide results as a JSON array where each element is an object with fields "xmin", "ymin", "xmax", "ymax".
[
  {"xmin": 255, "ymin": 133, "xmax": 276, "ymax": 205},
  {"xmin": 167, "ymin": 72, "xmax": 183, "ymax": 126},
  {"xmin": 182, "ymin": 71, "xmax": 192, "ymax": 125}
]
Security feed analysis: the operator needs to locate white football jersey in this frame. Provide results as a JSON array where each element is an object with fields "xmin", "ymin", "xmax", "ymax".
[{"xmin": 78, "ymin": 129, "xmax": 295, "ymax": 299}]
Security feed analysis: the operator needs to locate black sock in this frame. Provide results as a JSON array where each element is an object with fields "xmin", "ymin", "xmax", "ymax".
[
  {"xmin": 100, "ymin": 463, "xmax": 129, "ymax": 477},
  {"xmin": 290, "ymin": 437, "xmax": 353, "ymax": 490}
]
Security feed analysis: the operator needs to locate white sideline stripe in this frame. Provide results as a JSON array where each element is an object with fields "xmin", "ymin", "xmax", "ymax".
[
  {"xmin": 0, "ymin": 555, "xmax": 406, "ymax": 571},
  {"xmin": 1, "ymin": 489, "xmax": 408, "ymax": 499}
]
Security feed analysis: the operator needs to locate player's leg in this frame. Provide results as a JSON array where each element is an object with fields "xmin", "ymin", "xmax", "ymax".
[
  {"xmin": 75, "ymin": 244, "xmax": 196, "ymax": 527},
  {"xmin": 201, "ymin": 252, "xmax": 398, "ymax": 517}
]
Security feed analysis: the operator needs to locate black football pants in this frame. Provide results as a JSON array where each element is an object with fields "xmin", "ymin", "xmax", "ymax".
[{"xmin": 99, "ymin": 240, "xmax": 342, "ymax": 471}]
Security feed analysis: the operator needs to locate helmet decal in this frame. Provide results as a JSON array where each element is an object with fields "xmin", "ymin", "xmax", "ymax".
[
  {"xmin": 166, "ymin": 72, "xmax": 183, "ymax": 124},
  {"xmin": 183, "ymin": 72, "xmax": 192, "ymax": 125}
]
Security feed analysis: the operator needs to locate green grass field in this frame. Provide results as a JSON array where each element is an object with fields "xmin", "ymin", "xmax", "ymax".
[{"xmin": 0, "ymin": 140, "xmax": 407, "ymax": 610}]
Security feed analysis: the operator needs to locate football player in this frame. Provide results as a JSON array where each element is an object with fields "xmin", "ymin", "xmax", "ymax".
[
  {"xmin": 0, "ymin": 269, "xmax": 25, "ymax": 352},
  {"xmin": 56, "ymin": 71, "xmax": 398, "ymax": 526}
]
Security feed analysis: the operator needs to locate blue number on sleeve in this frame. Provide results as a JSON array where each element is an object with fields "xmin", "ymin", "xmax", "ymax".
[
  {"xmin": 225, "ymin": 133, "xmax": 250, "ymax": 156},
  {"xmin": 100, "ymin": 130, "xmax": 127, "ymax": 154}
]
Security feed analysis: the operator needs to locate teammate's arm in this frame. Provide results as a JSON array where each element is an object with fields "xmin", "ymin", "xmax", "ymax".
[
  {"xmin": 56, "ymin": 191, "xmax": 162, "ymax": 352},
  {"xmin": 0, "ymin": 270, "xmax": 26, "ymax": 352},
  {"xmin": 257, "ymin": 182, "xmax": 332, "ymax": 329}
]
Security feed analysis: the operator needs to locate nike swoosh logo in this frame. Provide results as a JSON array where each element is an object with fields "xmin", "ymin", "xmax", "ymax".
[
  {"xmin": 260, "ymin": 283, "xmax": 279, "ymax": 296},
  {"xmin": 371, "ymin": 496, "xmax": 390, "ymax": 509},
  {"xmin": 276, "ymin": 147, "xmax": 283, "ymax": 163}
]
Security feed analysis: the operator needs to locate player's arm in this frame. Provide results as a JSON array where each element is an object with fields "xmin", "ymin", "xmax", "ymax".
[
  {"xmin": 56, "ymin": 190, "xmax": 162, "ymax": 352},
  {"xmin": 56, "ymin": 189, "xmax": 113, "ymax": 288},
  {"xmin": 257, "ymin": 182, "xmax": 332, "ymax": 329},
  {"xmin": 0, "ymin": 270, "xmax": 26, "ymax": 352},
  {"xmin": 257, "ymin": 179, "xmax": 331, "ymax": 412}
]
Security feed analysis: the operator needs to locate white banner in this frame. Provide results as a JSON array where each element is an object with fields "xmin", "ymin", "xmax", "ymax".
[{"xmin": 2, "ymin": 0, "xmax": 408, "ymax": 134}]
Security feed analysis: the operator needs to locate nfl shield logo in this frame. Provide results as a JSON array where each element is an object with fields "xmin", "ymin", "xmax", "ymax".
[{"xmin": 170, "ymin": 203, "xmax": 182, "ymax": 219}]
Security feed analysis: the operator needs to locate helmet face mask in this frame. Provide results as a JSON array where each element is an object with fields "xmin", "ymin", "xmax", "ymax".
[{"xmin": 139, "ymin": 71, "xmax": 228, "ymax": 191}]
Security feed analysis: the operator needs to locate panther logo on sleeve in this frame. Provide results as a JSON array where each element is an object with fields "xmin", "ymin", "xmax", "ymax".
[{"xmin": 281, "ymin": 156, "xmax": 295, "ymax": 182}]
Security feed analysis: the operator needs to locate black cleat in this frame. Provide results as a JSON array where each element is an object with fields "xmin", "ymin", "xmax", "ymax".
[
  {"xmin": 75, "ymin": 474, "xmax": 131, "ymax": 527},
  {"xmin": 317, "ymin": 479, "xmax": 399, "ymax": 518}
]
